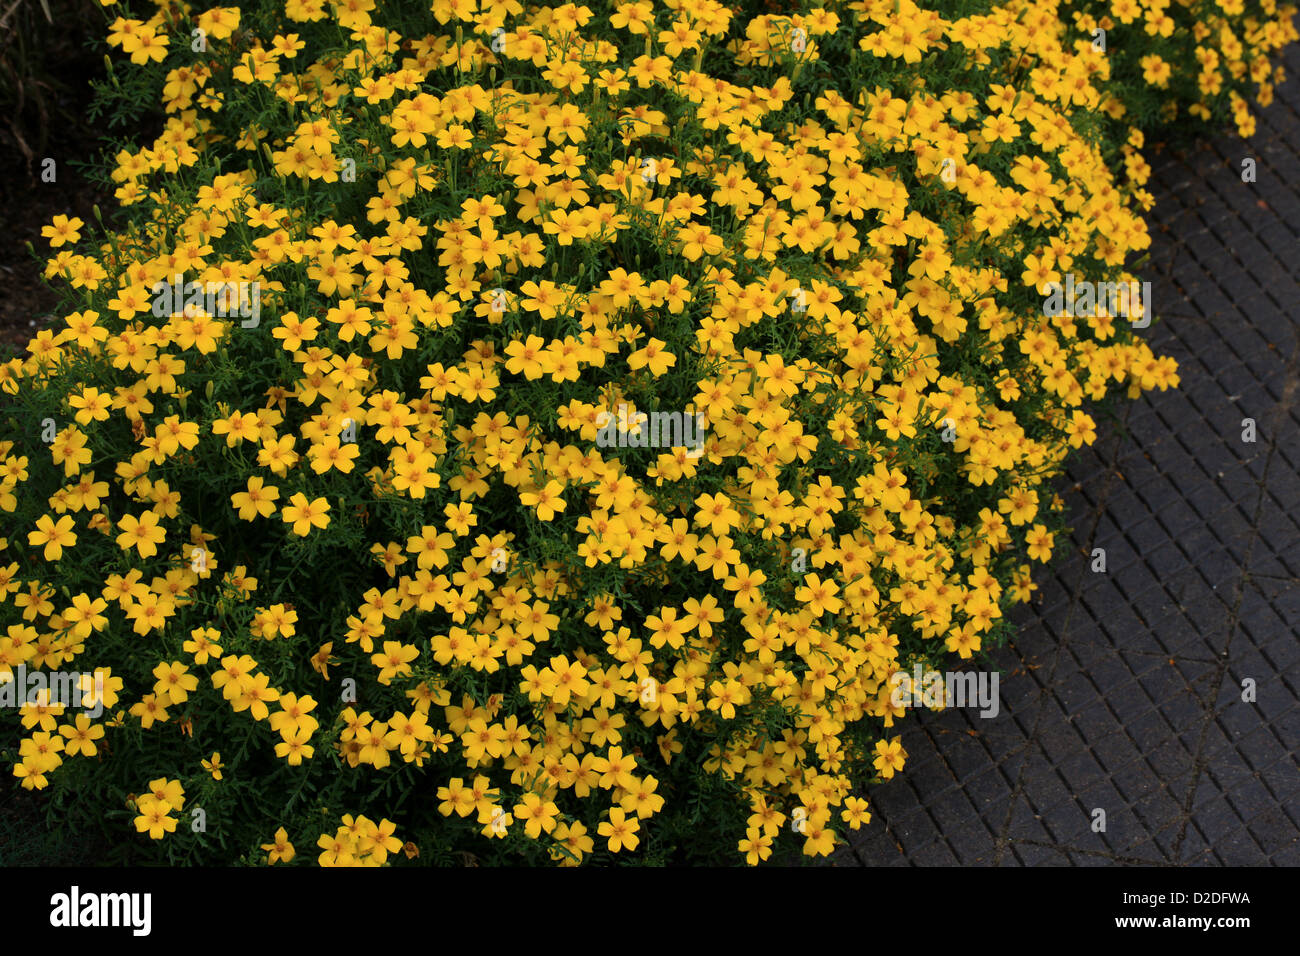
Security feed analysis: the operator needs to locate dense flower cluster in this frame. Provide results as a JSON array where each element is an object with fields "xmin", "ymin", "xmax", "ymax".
[{"xmin": 2, "ymin": 0, "xmax": 1293, "ymax": 864}]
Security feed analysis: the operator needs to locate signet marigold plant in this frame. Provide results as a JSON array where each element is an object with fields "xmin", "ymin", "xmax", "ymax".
[{"xmin": 1, "ymin": 0, "xmax": 1293, "ymax": 865}]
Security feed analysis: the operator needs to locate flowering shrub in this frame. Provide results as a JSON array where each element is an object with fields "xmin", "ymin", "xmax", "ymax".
[
  {"xmin": 1066, "ymin": 0, "xmax": 1296, "ymax": 139},
  {"xmin": 1, "ymin": 0, "xmax": 1293, "ymax": 865}
]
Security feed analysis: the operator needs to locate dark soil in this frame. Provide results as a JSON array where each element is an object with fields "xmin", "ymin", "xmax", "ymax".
[
  {"xmin": 0, "ymin": 0, "xmax": 115, "ymax": 355},
  {"xmin": 0, "ymin": 0, "xmax": 116, "ymax": 863}
]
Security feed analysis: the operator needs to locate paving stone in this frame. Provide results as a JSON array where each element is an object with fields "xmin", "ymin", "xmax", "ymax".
[{"xmin": 1006, "ymin": 842, "xmax": 1071, "ymax": 866}]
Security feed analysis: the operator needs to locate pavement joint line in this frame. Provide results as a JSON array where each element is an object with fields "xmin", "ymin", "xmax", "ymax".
[{"xmin": 1007, "ymin": 838, "xmax": 1170, "ymax": 866}]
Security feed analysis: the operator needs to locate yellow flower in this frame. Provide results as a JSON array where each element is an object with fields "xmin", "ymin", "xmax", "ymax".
[
  {"xmin": 152, "ymin": 661, "xmax": 199, "ymax": 703},
  {"xmin": 371, "ymin": 640, "xmax": 418, "ymax": 684},
  {"xmin": 28, "ymin": 514, "xmax": 77, "ymax": 561},
  {"xmin": 841, "ymin": 796, "xmax": 872, "ymax": 829},
  {"xmin": 202, "ymin": 752, "xmax": 224, "ymax": 780},
  {"xmin": 117, "ymin": 24, "xmax": 169, "ymax": 65},
  {"xmin": 873, "ymin": 737, "xmax": 907, "ymax": 779},
  {"xmin": 115, "ymin": 511, "xmax": 166, "ymax": 558},
  {"xmin": 230, "ymin": 476, "xmax": 280, "ymax": 520},
  {"xmin": 262, "ymin": 826, "xmax": 295, "ymax": 864},
  {"xmin": 274, "ymin": 728, "xmax": 315, "ymax": 764},
  {"xmin": 597, "ymin": 807, "xmax": 640, "ymax": 852},
  {"xmin": 58, "ymin": 714, "xmax": 105, "ymax": 757},
  {"xmin": 41, "ymin": 215, "xmax": 84, "ymax": 248},
  {"xmin": 281, "ymin": 493, "xmax": 331, "ymax": 536},
  {"xmin": 1025, "ymin": 523, "xmax": 1055, "ymax": 562},
  {"xmin": 627, "ymin": 337, "xmax": 676, "ymax": 376},
  {"xmin": 513, "ymin": 793, "xmax": 561, "ymax": 838},
  {"xmin": 520, "ymin": 480, "xmax": 567, "ymax": 521},
  {"xmin": 133, "ymin": 796, "xmax": 177, "ymax": 839},
  {"xmin": 801, "ymin": 817, "xmax": 837, "ymax": 857}
]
